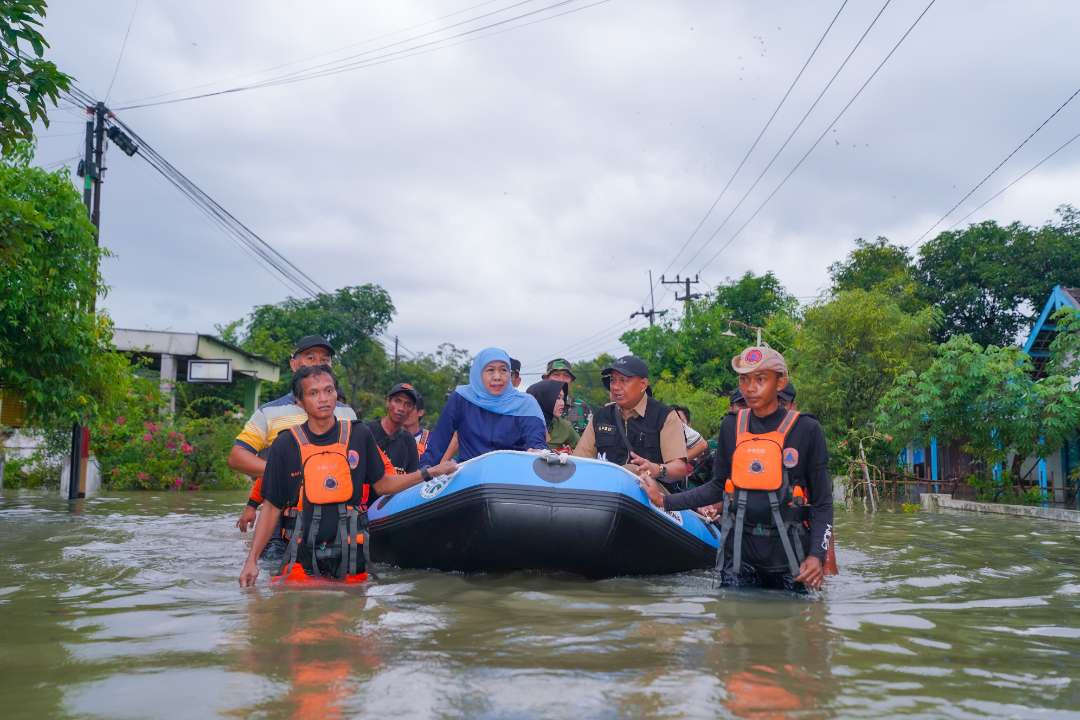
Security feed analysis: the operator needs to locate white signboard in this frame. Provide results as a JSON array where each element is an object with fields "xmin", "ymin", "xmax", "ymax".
[{"xmin": 188, "ymin": 359, "xmax": 232, "ymax": 383}]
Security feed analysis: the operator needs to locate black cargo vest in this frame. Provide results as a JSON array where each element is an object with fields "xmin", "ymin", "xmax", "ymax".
[{"xmin": 592, "ymin": 397, "xmax": 671, "ymax": 466}]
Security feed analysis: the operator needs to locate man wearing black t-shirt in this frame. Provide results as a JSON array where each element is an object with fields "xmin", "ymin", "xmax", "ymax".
[
  {"xmin": 368, "ymin": 383, "xmax": 421, "ymax": 475},
  {"xmin": 640, "ymin": 346, "xmax": 833, "ymax": 592},
  {"xmin": 239, "ymin": 367, "xmax": 455, "ymax": 586}
]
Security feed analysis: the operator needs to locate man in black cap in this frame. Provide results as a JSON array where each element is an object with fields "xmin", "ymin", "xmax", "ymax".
[
  {"xmin": 510, "ymin": 358, "xmax": 523, "ymax": 390},
  {"xmin": 367, "ymin": 383, "xmax": 421, "ymax": 475},
  {"xmin": 230, "ymin": 335, "xmax": 357, "ymax": 534},
  {"xmin": 573, "ymin": 355, "xmax": 689, "ymax": 490}
]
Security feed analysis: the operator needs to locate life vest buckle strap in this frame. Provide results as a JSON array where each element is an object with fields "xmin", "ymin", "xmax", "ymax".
[{"xmin": 768, "ymin": 490, "xmax": 801, "ymax": 578}]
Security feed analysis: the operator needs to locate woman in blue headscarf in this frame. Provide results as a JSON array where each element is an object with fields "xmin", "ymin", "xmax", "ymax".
[{"xmin": 420, "ymin": 347, "xmax": 547, "ymax": 465}]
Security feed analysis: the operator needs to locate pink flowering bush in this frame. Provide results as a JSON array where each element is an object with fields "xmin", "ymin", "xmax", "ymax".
[{"xmin": 91, "ymin": 376, "xmax": 245, "ymax": 491}]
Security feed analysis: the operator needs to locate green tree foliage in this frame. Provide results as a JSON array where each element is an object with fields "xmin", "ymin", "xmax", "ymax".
[
  {"xmin": 1046, "ymin": 307, "xmax": 1079, "ymax": 378},
  {"xmin": 392, "ymin": 343, "xmax": 470, "ymax": 425},
  {"xmin": 916, "ymin": 210, "xmax": 1080, "ymax": 346},
  {"xmin": 0, "ymin": 155, "xmax": 128, "ymax": 425},
  {"xmin": 0, "ymin": 1, "xmax": 71, "ymax": 156},
  {"xmin": 712, "ymin": 270, "xmax": 798, "ymax": 329},
  {"xmin": 622, "ymin": 272, "xmax": 797, "ymax": 393},
  {"xmin": 224, "ymin": 285, "xmax": 395, "ymax": 415},
  {"xmin": 828, "ymin": 237, "xmax": 925, "ymax": 312},
  {"xmin": 790, "ymin": 289, "xmax": 939, "ymax": 446},
  {"xmin": 650, "ymin": 370, "xmax": 729, "ymax": 438},
  {"xmin": 876, "ymin": 335, "xmax": 1080, "ymax": 480}
]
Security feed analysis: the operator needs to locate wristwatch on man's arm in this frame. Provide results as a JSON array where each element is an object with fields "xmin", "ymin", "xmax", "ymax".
[{"xmin": 419, "ymin": 466, "xmax": 432, "ymax": 482}]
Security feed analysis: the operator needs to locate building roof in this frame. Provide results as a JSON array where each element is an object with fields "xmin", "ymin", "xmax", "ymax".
[
  {"xmin": 1022, "ymin": 286, "xmax": 1080, "ymax": 376},
  {"xmin": 112, "ymin": 329, "xmax": 280, "ymax": 382}
]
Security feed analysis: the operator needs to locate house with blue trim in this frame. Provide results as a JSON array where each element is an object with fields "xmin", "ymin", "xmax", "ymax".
[
  {"xmin": 1021, "ymin": 285, "xmax": 1079, "ymax": 504},
  {"xmin": 897, "ymin": 285, "xmax": 1079, "ymax": 505}
]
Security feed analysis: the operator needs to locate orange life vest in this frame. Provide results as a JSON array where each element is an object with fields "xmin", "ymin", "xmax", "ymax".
[
  {"xmin": 274, "ymin": 421, "xmax": 369, "ymax": 583},
  {"xmin": 730, "ymin": 407, "xmax": 800, "ymax": 491},
  {"xmin": 717, "ymin": 408, "xmax": 808, "ymax": 579}
]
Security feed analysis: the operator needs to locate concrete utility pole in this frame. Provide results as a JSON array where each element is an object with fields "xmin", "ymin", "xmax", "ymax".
[
  {"xmin": 67, "ymin": 102, "xmax": 109, "ymax": 500},
  {"xmin": 660, "ymin": 273, "xmax": 703, "ymax": 312},
  {"xmin": 630, "ymin": 270, "xmax": 669, "ymax": 326},
  {"xmin": 394, "ymin": 336, "xmax": 400, "ymax": 378}
]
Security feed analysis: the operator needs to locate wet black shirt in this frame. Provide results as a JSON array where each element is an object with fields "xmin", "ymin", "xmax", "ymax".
[
  {"xmin": 366, "ymin": 419, "xmax": 420, "ymax": 475},
  {"xmin": 263, "ymin": 420, "xmax": 386, "ymax": 543},
  {"xmin": 664, "ymin": 406, "xmax": 833, "ymax": 560}
]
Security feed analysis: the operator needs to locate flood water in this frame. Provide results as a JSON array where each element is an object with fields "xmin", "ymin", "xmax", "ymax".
[{"xmin": 0, "ymin": 491, "xmax": 1077, "ymax": 719}]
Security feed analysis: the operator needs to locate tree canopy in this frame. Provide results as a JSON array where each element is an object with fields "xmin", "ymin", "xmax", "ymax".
[
  {"xmin": 0, "ymin": 153, "xmax": 126, "ymax": 425},
  {"xmin": 876, "ymin": 332, "xmax": 1080, "ymax": 478},
  {"xmin": 0, "ymin": 1, "xmax": 71, "ymax": 156}
]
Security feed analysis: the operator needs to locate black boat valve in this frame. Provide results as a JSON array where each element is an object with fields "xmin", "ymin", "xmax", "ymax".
[{"xmin": 532, "ymin": 453, "xmax": 576, "ymax": 483}]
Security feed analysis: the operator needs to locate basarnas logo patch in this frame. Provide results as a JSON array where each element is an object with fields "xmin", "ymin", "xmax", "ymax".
[{"xmin": 783, "ymin": 448, "xmax": 799, "ymax": 468}]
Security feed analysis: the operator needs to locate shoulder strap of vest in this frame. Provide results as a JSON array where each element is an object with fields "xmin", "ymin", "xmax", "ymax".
[
  {"xmin": 736, "ymin": 408, "xmax": 750, "ymax": 435},
  {"xmin": 338, "ymin": 419, "xmax": 350, "ymax": 447},
  {"xmin": 776, "ymin": 410, "xmax": 800, "ymax": 439},
  {"xmin": 289, "ymin": 424, "xmax": 310, "ymax": 446}
]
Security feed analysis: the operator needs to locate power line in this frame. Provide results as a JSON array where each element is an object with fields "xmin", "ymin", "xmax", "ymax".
[
  {"xmin": 38, "ymin": 154, "xmax": 81, "ymax": 171},
  {"xmin": 64, "ymin": 85, "xmax": 414, "ymax": 359},
  {"xmin": 653, "ymin": 0, "xmax": 850, "ymax": 296},
  {"xmin": 522, "ymin": 316, "xmax": 638, "ymax": 371},
  {"xmin": 945, "ymin": 128, "xmax": 1080, "ymax": 232},
  {"xmin": 677, "ymin": 0, "xmax": 895, "ymax": 278},
  {"xmin": 910, "ymin": 85, "xmax": 1080, "ymax": 248},
  {"xmin": 104, "ymin": 0, "xmax": 139, "ymax": 102},
  {"xmin": 113, "ymin": 0, "xmax": 609, "ymax": 111},
  {"xmin": 117, "ymin": 0, "xmax": 506, "ymax": 106},
  {"xmin": 697, "ymin": 0, "xmax": 939, "ymax": 276}
]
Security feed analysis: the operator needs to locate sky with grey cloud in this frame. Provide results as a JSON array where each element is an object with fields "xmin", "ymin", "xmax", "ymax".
[{"xmin": 36, "ymin": 0, "xmax": 1080, "ymax": 374}]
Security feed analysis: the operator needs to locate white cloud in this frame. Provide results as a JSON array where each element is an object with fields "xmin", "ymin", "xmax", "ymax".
[{"xmin": 36, "ymin": 0, "xmax": 1080, "ymax": 369}]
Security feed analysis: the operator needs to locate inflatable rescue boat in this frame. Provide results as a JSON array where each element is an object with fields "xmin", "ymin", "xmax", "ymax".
[{"xmin": 368, "ymin": 450, "xmax": 719, "ymax": 578}]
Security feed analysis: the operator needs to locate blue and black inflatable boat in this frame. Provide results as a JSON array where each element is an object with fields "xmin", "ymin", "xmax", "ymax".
[{"xmin": 368, "ymin": 451, "xmax": 720, "ymax": 578}]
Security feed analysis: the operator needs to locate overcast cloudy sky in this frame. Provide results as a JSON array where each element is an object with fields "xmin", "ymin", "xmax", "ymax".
[{"xmin": 35, "ymin": 1, "xmax": 1080, "ymax": 375}]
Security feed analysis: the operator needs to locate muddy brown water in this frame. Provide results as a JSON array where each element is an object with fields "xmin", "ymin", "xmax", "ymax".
[{"xmin": 0, "ymin": 491, "xmax": 1077, "ymax": 719}]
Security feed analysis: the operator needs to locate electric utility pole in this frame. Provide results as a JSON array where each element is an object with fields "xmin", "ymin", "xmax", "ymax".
[
  {"xmin": 68, "ymin": 102, "xmax": 107, "ymax": 500},
  {"xmin": 630, "ymin": 270, "xmax": 669, "ymax": 327},
  {"xmin": 660, "ymin": 273, "xmax": 702, "ymax": 312}
]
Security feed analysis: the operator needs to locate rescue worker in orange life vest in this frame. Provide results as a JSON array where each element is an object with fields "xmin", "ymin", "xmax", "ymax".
[
  {"xmin": 239, "ymin": 366, "xmax": 456, "ymax": 586},
  {"xmin": 639, "ymin": 346, "xmax": 833, "ymax": 591}
]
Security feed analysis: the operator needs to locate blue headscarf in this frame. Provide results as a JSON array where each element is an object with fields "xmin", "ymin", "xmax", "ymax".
[{"xmin": 455, "ymin": 347, "xmax": 544, "ymax": 419}]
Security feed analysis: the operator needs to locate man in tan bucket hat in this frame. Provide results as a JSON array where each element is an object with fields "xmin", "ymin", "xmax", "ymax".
[{"xmin": 640, "ymin": 345, "xmax": 834, "ymax": 593}]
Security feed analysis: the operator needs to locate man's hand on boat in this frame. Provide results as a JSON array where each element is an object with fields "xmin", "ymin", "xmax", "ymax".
[
  {"xmin": 793, "ymin": 556, "xmax": 824, "ymax": 590},
  {"xmin": 431, "ymin": 460, "xmax": 458, "ymax": 476},
  {"xmin": 697, "ymin": 503, "xmax": 722, "ymax": 521},
  {"xmin": 637, "ymin": 471, "xmax": 664, "ymax": 508},
  {"xmin": 236, "ymin": 505, "xmax": 257, "ymax": 532},
  {"xmin": 627, "ymin": 451, "xmax": 663, "ymax": 479}
]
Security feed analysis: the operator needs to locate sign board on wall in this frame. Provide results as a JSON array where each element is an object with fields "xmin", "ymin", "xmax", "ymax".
[{"xmin": 188, "ymin": 359, "xmax": 232, "ymax": 383}]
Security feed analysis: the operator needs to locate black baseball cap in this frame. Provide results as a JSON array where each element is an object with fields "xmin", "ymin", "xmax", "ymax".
[
  {"xmin": 601, "ymin": 355, "xmax": 648, "ymax": 388},
  {"xmin": 293, "ymin": 334, "xmax": 334, "ymax": 357},
  {"xmin": 510, "ymin": 358, "xmax": 522, "ymax": 373},
  {"xmin": 387, "ymin": 382, "xmax": 419, "ymax": 405},
  {"xmin": 779, "ymin": 381, "xmax": 797, "ymax": 403}
]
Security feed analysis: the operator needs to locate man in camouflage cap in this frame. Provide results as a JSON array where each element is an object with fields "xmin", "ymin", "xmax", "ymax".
[{"xmin": 543, "ymin": 358, "xmax": 590, "ymax": 434}]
